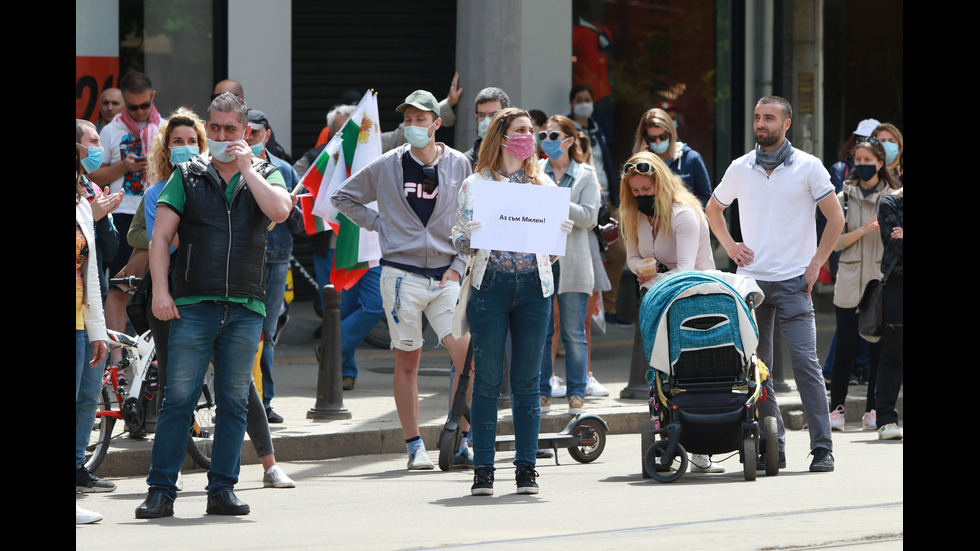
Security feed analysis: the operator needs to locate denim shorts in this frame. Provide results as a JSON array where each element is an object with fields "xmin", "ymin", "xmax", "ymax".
[{"xmin": 380, "ymin": 265, "xmax": 460, "ymax": 351}]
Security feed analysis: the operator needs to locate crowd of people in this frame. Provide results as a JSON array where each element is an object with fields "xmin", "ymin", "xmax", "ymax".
[{"xmin": 76, "ymin": 70, "xmax": 903, "ymax": 521}]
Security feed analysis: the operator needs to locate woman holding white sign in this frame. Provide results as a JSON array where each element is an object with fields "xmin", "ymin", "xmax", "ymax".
[
  {"xmin": 620, "ymin": 151, "xmax": 723, "ymax": 474},
  {"xmin": 536, "ymin": 115, "xmax": 602, "ymax": 413},
  {"xmin": 452, "ymin": 107, "xmax": 573, "ymax": 497}
]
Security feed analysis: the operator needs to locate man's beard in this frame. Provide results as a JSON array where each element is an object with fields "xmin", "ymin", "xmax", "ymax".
[{"xmin": 756, "ymin": 129, "xmax": 783, "ymax": 148}]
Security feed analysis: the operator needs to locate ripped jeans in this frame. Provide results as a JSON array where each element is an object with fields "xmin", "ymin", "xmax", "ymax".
[{"xmin": 467, "ymin": 269, "xmax": 551, "ymax": 470}]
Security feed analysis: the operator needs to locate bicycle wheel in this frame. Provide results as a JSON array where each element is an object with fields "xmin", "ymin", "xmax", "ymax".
[
  {"xmin": 85, "ymin": 384, "xmax": 126, "ymax": 473},
  {"xmin": 186, "ymin": 364, "xmax": 216, "ymax": 469}
]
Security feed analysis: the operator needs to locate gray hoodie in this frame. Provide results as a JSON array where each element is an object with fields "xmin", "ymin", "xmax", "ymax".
[{"xmin": 331, "ymin": 143, "xmax": 472, "ymax": 277}]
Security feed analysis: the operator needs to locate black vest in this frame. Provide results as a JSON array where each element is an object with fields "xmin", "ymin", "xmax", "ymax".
[{"xmin": 171, "ymin": 156, "xmax": 278, "ymax": 301}]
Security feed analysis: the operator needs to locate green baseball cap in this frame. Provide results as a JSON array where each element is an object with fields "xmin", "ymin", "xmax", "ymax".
[{"xmin": 396, "ymin": 90, "xmax": 440, "ymax": 118}]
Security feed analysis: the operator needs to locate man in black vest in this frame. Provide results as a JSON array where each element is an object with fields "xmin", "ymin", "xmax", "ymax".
[{"xmin": 135, "ymin": 93, "xmax": 293, "ymax": 519}]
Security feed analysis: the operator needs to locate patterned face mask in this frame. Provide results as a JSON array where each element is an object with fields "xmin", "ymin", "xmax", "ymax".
[{"xmin": 503, "ymin": 133, "xmax": 536, "ymax": 162}]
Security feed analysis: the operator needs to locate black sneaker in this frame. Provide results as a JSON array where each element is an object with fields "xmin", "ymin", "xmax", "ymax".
[
  {"xmin": 515, "ymin": 466, "xmax": 539, "ymax": 495},
  {"xmin": 756, "ymin": 450, "xmax": 787, "ymax": 471},
  {"xmin": 76, "ymin": 467, "xmax": 116, "ymax": 493},
  {"xmin": 809, "ymin": 447, "xmax": 834, "ymax": 472},
  {"xmin": 471, "ymin": 467, "xmax": 494, "ymax": 496},
  {"xmin": 266, "ymin": 408, "xmax": 284, "ymax": 424}
]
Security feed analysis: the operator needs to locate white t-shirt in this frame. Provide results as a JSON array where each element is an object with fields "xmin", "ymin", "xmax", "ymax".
[
  {"xmin": 712, "ymin": 147, "xmax": 834, "ymax": 282},
  {"xmin": 99, "ymin": 119, "xmax": 155, "ymax": 214}
]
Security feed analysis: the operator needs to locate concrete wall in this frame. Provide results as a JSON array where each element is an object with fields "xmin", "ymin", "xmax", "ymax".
[
  {"xmin": 455, "ymin": 0, "xmax": 571, "ymax": 145},
  {"xmin": 228, "ymin": 1, "xmax": 293, "ymax": 154}
]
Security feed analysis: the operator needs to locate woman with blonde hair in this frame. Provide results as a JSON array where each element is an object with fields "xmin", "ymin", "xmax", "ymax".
[
  {"xmin": 631, "ymin": 108, "xmax": 711, "ymax": 206},
  {"xmin": 453, "ymin": 107, "xmax": 573, "ymax": 496},
  {"xmin": 621, "ymin": 151, "xmax": 722, "ymax": 473},
  {"xmin": 620, "ymin": 151, "xmax": 714, "ymax": 289}
]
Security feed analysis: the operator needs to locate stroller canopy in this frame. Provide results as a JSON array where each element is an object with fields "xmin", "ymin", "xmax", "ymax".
[{"xmin": 639, "ymin": 271, "xmax": 762, "ymax": 375}]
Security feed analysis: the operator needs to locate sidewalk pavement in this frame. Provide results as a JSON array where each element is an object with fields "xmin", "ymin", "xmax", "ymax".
[{"xmin": 94, "ymin": 297, "xmax": 901, "ymax": 477}]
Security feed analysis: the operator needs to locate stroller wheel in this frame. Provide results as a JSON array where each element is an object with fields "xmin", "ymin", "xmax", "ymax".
[
  {"xmin": 764, "ymin": 416, "xmax": 780, "ymax": 476},
  {"xmin": 742, "ymin": 436, "xmax": 758, "ymax": 481},
  {"xmin": 644, "ymin": 440, "xmax": 688, "ymax": 483}
]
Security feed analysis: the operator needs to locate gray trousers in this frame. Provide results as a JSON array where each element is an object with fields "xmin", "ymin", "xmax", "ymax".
[{"xmin": 755, "ymin": 276, "xmax": 832, "ymax": 452}]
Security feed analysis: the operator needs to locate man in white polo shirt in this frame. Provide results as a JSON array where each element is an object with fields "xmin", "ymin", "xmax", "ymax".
[{"xmin": 706, "ymin": 96, "xmax": 844, "ymax": 473}]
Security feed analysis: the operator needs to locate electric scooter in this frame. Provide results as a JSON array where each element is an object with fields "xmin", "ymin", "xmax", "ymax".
[{"xmin": 437, "ymin": 344, "xmax": 609, "ymax": 470}]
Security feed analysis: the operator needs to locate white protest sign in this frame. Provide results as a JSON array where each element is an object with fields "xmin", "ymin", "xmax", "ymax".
[{"xmin": 470, "ymin": 179, "xmax": 570, "ymax": 256}]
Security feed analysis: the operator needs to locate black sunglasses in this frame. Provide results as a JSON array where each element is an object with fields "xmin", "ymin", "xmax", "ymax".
[
  {"xmin": 421, "ymin": 166, "xmax": 438, "ymax": 193},
  {"xmin": 644, "ymin": 132, "xmax": 670, "ymax": 144},
  {"xmin": 538, "ymin": 131, "xmax": 562, "ymax": 141},
  {"xmin": 126, "ymin": 101, "xmax": 153, "ymax": 111},
  {"xmin": 856, "ymin": 136, "xmax": 880, "ymax": 146},
  {"xmin": 622, "ymin": 162, "xmax": 654, "ymax": 175}
]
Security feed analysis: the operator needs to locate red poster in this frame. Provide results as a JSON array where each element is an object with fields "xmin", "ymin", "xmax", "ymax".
[{"xmin": 76, "ymin": 56, "xmax": 118, "ymax": 123}]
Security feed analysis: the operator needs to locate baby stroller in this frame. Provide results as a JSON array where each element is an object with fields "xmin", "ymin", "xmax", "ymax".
[{"xmin": 638, "ymin": 271, "xmax": 779, "ymax": 482}]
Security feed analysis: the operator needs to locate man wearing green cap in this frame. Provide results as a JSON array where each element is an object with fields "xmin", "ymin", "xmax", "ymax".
[{"xmin": 332, "ymin": 89, "xmax": 474, "ymax": 470}]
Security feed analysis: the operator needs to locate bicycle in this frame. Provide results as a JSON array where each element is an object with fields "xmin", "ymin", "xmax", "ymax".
[{"xmin": 85, "ymin": 277, "xmax": 217, "ymax": 473}]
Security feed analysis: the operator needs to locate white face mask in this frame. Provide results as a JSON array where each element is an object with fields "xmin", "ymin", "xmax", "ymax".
[
  {"xmin": 477, "ymin": 116, "xmax": 492, "ymax": 138},
  {"xmin": 573, "ymin": 102, "xmax": 594, "ymax": 119},
  {"xmin": 207, "ymin": 128, "xmax": 247, "ymax": 163}
]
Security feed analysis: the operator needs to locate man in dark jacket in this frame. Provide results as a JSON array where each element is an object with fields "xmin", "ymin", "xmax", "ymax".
[{"xmin": 136, "ymin": 93, "xmax": 293, "ymax": 519}]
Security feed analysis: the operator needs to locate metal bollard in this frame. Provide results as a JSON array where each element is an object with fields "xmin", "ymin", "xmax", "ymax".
[
  {"xmin": 620, "ymin": 288, "xmax": 649, "ymax": 399},
  {"xmin": 307, "ymin": 284, "xmax": 352, "ymax": 419}
]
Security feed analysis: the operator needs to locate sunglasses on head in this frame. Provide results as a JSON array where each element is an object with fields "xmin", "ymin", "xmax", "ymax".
[
  {"xmin": 622, "ymin": 162, "xmax": 654, "ymax": 176},
  {"xmin": 644, "ymin": 132, "xmax": 670, "ymax": 144},
  {"xmin": 126, "ymin": 101, "xmax": 153, "ymax": 112},
  {"xmin": 538, "ymin": 131, "xmax": 563, "ymax": 141},
  {"xmin": 421, "ymin": 166, "xmax": 438, "ymax": 193},
  {"xmin": 856, "ymin": 136, "xmax": 880, "ymax": 146}
]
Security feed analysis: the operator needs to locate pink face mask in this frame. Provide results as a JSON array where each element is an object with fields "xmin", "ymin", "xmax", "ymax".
[{"xmin": 503, "ymin": 134, "xmax": 536, "ymax": 162}]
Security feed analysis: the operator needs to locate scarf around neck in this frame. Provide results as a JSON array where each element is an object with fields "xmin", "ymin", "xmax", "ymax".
[
  {"xmin": 754, "ymin": 138, "xmax": 793, "ymax": 170},
  {"xmin": 114, "ymin": 103, "xmax": 162, "ymax": 155}
]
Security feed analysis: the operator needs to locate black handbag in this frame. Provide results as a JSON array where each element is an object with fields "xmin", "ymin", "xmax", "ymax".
[{"xmin": 856, "ymin": 257, "xmax": 898, "ymax": 343}]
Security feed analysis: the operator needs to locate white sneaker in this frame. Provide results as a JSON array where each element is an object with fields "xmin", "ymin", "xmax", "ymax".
[
  {"xmin": 175, "ymin": 471, "xmax": 184, "ymax": 492},
  {"xmin": 263, "ymin": 464, "xmax": 297, "ymax": 488},
  {"xmin": 408, "ymin": 448, "xmax": 435, "ymax": 470},
  {"xmin": 690, "ymin": 454, "xmax": 725, "ymax": 473},
  {"xmin": 550, "ymin": 376, "xmax": 566, "ymax": 398},
  {"xmin": 585, "ymin": 375, "xmax": 610, "ymax": 397},
  {"xmin": 878, "ymin": 423, "xmax": 903, "ymax": 440},
  {"xmin": 862, "ymin": 410, "xmax": 877, "ymax": 430},
  {"xmin": 76, "ymin": 505, "xmax": 102, "ymax": 524},
  {"xmin": 829, "ymin": 405, "xmax": 845, "ymax": 431}
]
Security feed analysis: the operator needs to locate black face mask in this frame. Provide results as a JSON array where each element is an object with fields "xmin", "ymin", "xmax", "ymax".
[{"xmin": 636, "ymin": 195, "xmax": 657, "ymax": 217}]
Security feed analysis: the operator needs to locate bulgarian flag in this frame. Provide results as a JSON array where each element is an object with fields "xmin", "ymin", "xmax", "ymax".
[
  {"xmin": 311, "ymin": 90, "xmax": 383, "ymax": 290},
  {"xmin": 296, "ymin": 133, "xmax": 343, "ymax": 235}
]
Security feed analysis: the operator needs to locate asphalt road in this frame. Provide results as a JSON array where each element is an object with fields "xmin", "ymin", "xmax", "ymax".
[{"xmin": 76, "ymin": 428, "xmax": 903, "ymax": 550}]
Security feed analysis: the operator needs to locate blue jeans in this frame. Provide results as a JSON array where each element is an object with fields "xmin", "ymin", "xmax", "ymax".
[
  {"xmin": 539, "ymin": 264, "xmax": 589, "ymax": 399},
  {"xmin": 76, "ymin": 330, "xmax": 104, "ymax": 469},
  {"xmin": 340, "ymin": 266, "xmax": 384, "ymax": 378},
  {"xmin": 260, "ymin": 261, "xmax": 289, "ymax": 408},
  {"xmin": 146, "ymin": 302, "xmax": 262, "ymax": 500},
  {"xmin": 467, "ymin": 269, "xmax": 551, "ymax": 469}
]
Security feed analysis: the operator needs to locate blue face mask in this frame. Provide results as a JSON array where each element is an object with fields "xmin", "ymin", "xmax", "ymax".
[
  {"xmin": 249, "ymin": 142, "xmax": 265, "ymax": 157},
  {"xmin": 648, "ymin": 140, "xmax": 670, "ymax": 154},
  {"xmin": 404, "ymin": 121, "xmax": 435, "ymax": 148},
  {"xmin": 170, "ymin": 145, "xmax": 199, "ymax": 165},
  {"xmin": 541, "ymin": 139, "xmax": 565, "ymax": 160},
  {"xmin": 881, "ymin": 141, "xmax": 899, "ymax": 165},
  {"xmin": 78, "ymin": 144, "xmax": 104, "ymax": 173}
]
